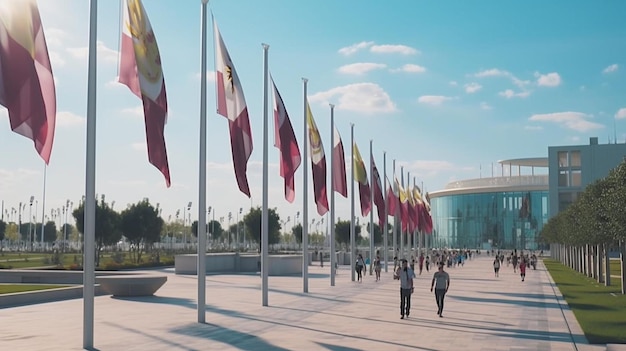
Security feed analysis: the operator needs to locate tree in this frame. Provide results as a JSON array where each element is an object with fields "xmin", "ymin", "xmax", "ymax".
[
  {"xmin": 292, "ymin": 223, "xmax": 302, "ymax": 244},
  {"xmin": 243, "ymin": 207, "xmax": 281, "ymax": 250},
  {"xmin": 208, "ymin": 219, "xmax": 224, "ymax": 241},
  {"xmin": 366, "ymin": 222, "xmax": 383, "ymax": 245},
  {"xmin": 0, "ymin": 220, "xmax": 6, "ymax": 242},
  {"xmin": 74, "ymin": 198, "xmax": 122, "ymax": 266},
  {"xmin": 120, "ymin": 199, "xmax": 163, "ymax": 263},
  {"xmin": 335, "ymin": 220, "xmax": 361, "ymax": 247},
  {"xmin": 43, "ymin": 221, "xmax": 57, "ymax": 243}
]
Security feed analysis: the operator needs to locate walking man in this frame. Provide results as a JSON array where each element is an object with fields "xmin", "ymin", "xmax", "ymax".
[
  {"xmin": 430, "ymin": 262, "xmax": 450, "ymax": 318},
  {"xmin": 394, "ymin": 258, "xmax": 414, "ymax": 319}
]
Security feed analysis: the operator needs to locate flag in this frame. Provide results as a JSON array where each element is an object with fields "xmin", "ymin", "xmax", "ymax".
[
  {"xmin": 353, "ymin": 143, "xmax": 371, "ymax": 216},
  {"xmin": 397, "ymin": 178, "xmax": 409, "ymax": 232},
  {"xmin": 371, "ymin": 154, "xmax": 385, "ymax": 227},
  {"xmin": 272, "ymin": 77, "xmax": 301, "ymax": 203},
  {"xmin": 332, "ymin": 127, "xmax": 347, "ymax": 197},
  {"xmin": 214, "ymin": 17, "xmax": 253, "ymax": 197},
  {"xmin": 0, "ymin": 0, "xmax": 56, "ymax": 164},
  {"xmin": 306, "ymin": 102, "xmax": 329, "ymax": 215},
  {"xmin": 386, "ymin": 176, "xmax": 398, "ymax": 216},
  {"xmin": 119, "ymin": 0, "xmax": 170, "ymax": 186}
]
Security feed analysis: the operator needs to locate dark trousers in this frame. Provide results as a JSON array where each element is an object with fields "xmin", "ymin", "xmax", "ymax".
[
  {"xmin": 400, "ymin": 288, "xmax": 412, "ymax": 316},
  {"xmin": 435, "ymin": 288, "xmax": 446, "ymax": 314}
]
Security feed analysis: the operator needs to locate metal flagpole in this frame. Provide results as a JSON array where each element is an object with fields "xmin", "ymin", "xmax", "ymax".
[
  {"xmin": 383, "ymin": 152, "xmax": 388, "ymax": 272},
  {"xmin": 400, "ymin": 166, "xmax": 404, "ymax": 259},
  {"xmin": 329, "ymin": 104, "xmax": 336, "ymax": 286},
  {"xmin": 262, "ymin": 44, "xmax": 270, "ymax": 305},
  {"xmin": 302, "ymin": 78, "xmax": 309, "ymax": 293},
  {"xmin": 369, "ymin": 140, "xmax": 374, "ymax": 275},
  {"xmin": 84, "ymin": 0, "xmax": 98, "ymax": 347},
  {"xmin": 350, "ymin": 124, "xmax": 355, "ymax": 282},
  {"xmin": 407, "ymin": 171, "xmax": 410, "ymax": 254},
  {"xmin": 41, "ymin": 165, "xmax": 47, "ymax": 248},
  {"xmin": 197, "ymin": 0, "xmax": 209, "ymax": 321},
  {"xmin": 393, "ymin": 159, "xmax": 397, "ymax": 260}
]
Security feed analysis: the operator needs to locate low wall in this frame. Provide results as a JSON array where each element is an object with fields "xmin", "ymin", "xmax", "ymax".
[
  {"xmin": 0, "ymin": 270, "xmax": 138, "ymax": 284},
  {"xmin": 0, "ymin": 285, "xmax": 107, "ymax": 309},
  {"xmin": 175, "ymin": 253, "xmax": 302, "ymax": 276}
]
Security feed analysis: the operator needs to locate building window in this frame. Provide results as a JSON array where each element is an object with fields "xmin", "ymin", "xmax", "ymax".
[
  {"xmin": 571, "ymin": 170, "xmax": 582, "ymax": 186},
  {"xmin": 558, "ymin": 170, "xmax": 569, "ymax": 187},
  {"xmin": 558, "ymin": 151, "xmax": 568, "ymax": 168},
  {"xmin": 570, "ymin": 151, "xmax": 581, "ymax": 167}
]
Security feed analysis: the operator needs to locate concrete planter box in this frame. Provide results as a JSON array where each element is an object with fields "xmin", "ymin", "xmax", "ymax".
[{"xmin": 175, "ymin": 253, "xmax": 302, "ymax": 276}]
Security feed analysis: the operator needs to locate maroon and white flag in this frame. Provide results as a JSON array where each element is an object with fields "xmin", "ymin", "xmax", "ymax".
[
  {"xmin": 332, "ymin": 127, "xmax": 348, "ymax": 198},
  {"xmin": 214, "ymin": 17, "xmax": 253, "ymax": 197},
  {"xmin": 371, "ymin": 154, "xmax": 385, "ymax": 227},
  {"xmin": 119, "ymin": 0, "xmax": 171, "ymax": 186},
  {"xmin": 0, "ymin": 0, "xmax": 56, "ymax": 164},
  {"xmin": 272, "ymin": 77, "xmax": 301, "ymax": 203}
]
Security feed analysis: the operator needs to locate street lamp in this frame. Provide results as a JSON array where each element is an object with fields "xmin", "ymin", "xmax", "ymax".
[
  {"xmin": 236, "ymin": 207, "xmax": 242, "ymax": 251},
  {"xmin": 28, "ymin": 196, "xmax": 34, "ymax": 251},
  {"xmin": 228, "ymin": 212, "xmax": 232, "ymax": 250}
]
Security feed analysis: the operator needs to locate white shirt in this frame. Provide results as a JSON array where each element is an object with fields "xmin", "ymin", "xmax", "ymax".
[{"xmin": 398, "ymin": 268, "xmax": 415, "ymax": 289}]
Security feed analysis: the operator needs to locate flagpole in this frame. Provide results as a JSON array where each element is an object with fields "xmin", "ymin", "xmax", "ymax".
[
  {"xmin": 393, "ymin": 159, "xmax": 397, "ymax": 260},
  {"xmin": 262, "ymin": 43, "xmax": 270, "ymax": 305},
  {"xmin": 302, "ymin": 78, "xmax": 309, "ymax": 293},
  {"xmin": 350, "ymin": 123, "xmax": 355, "ymax": 282},
  {"xmin": 407, "ymin": 171, "xmax": 410, "ymax": 254},
  {"xmin": 84, "ymin": 0, "xmax": 98, "ymax": 347},
  {"xmin": 329, "ymin": 104, "xmax": 336, "ymax": 286},
  {"xmin": 400, "ymin": 166, "xmax": 404, "ymax": 259},
  {"xmin": 41, "ymin": 164, "xmax": 47, "ymax": 248},
  {"xmin": 369, "ymin": 140, "xmax": 374, "ymax": 275},
  {"xmin": 197, "ymin": 0, "xmax": 209, "ymax": 322},
  {"xmin": 383, "ymin": 152, "xmax": 387, "ymax": 272}
]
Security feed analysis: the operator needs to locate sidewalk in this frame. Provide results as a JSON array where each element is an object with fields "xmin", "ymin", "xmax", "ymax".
[{"xmin": 0, "ymin": 255, "xmax": 616, "ymax": 350}]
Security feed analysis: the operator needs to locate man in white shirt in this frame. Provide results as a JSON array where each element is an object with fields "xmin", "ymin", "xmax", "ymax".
[{"xmin": 394, "ymin": 258, "xmax": 415, "ymax": 319}]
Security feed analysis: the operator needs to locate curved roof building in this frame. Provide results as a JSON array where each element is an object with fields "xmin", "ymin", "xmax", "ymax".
[{"xmin": 428, "ymin": 158, "xmax": 549, "ymax": 250}]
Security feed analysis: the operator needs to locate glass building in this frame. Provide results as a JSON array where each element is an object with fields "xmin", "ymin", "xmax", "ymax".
[{"xmin": 428, "ymin": 158, "xmax": 549, "ymax": 250}]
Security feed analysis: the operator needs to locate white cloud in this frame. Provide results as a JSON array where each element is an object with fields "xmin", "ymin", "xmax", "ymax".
[
  {"xmin": 391, "ymin": 64, "xmax": 426, "ymax": 73},
  {"xmin": 66, "ymin": 41, "xmax": 118, "ymax": 64},
  {"xmin": 480, "ymin": 102, "xmax": 492, "ymax": 110},
  {"xmin": 338, "ymin": 63, "xmax": 387, "ymax": 75},
  {"xmin": 48, "ymin": 50, "xmax": 65, "ymax": 68},
  {"xmin": 535, "ymin": 72, "xmax": 561, "ymax": 87},
  {"xmin": 449, "ymin": 81, "xmax": 458, "ymax": 86},
  {"xmin": 121, "ymin": 106, "xmax": 144, "ymax": 118},
  {"xmin": 194, "ymin": 71, "xmax": 216, "ymax": 82},
  {"xmin": 106, "ymin": 77, "xmax": 123, "ymax": 89},
  {"xmin": 338, "ymin": 41, "xmax": 374, "ymax": 56},
  {"xmin": 528, "ymin": 112, "xmax": 604, "ymax": 132},
  {"xmin": 615, "ymin": 108, "xmax": 626, "ymax": 120},
  {"xmin": 498, "ymin": 89, "xmax": 530, "ymax": 99},
  {"xmin": 474, "ymin": 68, "xmax": 531, "ymax": 91},
  {"xmin": 44, "ymin": 28, "xmax": 68, "ymax": 48},
  {"xmin": 131, "ymin": 142, "xmax": 147, "ymax": 151},
  {"xmin": 417, "ymin": 95, "xmax": 452, "ymax": 106},
  {"xmin": 56, "ymin": 111, "xmax": 85, "ymax": 127},
  {"xmin": 309, "ymin": 83, "xmax": 397, "ymax": 114},
  {"xmin": 370, "ymin": 44, "xmax": 419, "ymax": 55},
  {"xmin": 603, "ymin": 64, "xmax": 619, "ymax": 74},
  {"xmin": 464, "ymin": 82, "xmax": 482, "ymax": 93}
]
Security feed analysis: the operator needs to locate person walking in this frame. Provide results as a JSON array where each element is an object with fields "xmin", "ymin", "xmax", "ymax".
[
  {"xmin": 394, "ymin": 259, "xmax": 414, "ymax": 319},
  {"xmin": 520, "ymin": 259, "xmax": 527, "ymax": 282},
  {"xmin": 374, "ymin": 255, "xmax": 382, "ymax": 281},
  {"xmin": 430, "ymin": 262, "xmax": 450, "ymax": 318},
  {"xmin": 493, "ymin": 257, "xmax": 501, "ymax": 277},
  {"xmin": 356, "ymin": 254, "xmax": 365, "ymax": 282}
]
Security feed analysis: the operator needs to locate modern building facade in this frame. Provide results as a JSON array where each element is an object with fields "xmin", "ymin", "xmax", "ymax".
[{"xmin": 428, "ymin": 138, "xmax": 626, "ymax": 250}]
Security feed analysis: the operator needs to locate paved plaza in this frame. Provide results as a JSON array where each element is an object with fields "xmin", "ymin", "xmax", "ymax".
[{"xmin": 0, "ymin": 254, "xmax": 621, "ymax": 350}]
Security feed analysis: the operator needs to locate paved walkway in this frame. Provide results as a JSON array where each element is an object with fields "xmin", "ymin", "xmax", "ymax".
[{"xmin": 0, "ymin": 255, "xmax": 619, "ymax": 350}]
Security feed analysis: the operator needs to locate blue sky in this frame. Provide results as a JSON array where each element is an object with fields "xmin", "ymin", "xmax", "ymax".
[{"xmin": 1, "ymin": 0, "xmax": 625, "ymax": 230}]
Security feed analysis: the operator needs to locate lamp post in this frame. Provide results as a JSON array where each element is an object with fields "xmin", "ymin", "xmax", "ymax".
[
  {"xmin": 219, "ymin": 216, "xmax": 224, "ymax": 248},
  {"xmin": 183, "ymin": 202, "xmax": 192, "ymax": 250},
  {"xmin": 28, "ymin": 196, "xmax": 34, "ymax": 252},
  {"xmin": 228, "ymin": 212, "xmax": 232, "ymax": 250},
  {"xmin": 208, "ymin": 206, "xmax": 214, "ymax": 247},
  {"xmin": 236, "ymin": 207, "xmax": 242, "ymax": 251}
]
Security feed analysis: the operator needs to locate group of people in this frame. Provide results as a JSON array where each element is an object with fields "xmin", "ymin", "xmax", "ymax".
[
  {"xmin": 393, "ymin": 258, "xmax": 450, "ymax": 319},
  {"xmin": 492, "ymin": 250, "xmax": 539, "ymax": 281}
]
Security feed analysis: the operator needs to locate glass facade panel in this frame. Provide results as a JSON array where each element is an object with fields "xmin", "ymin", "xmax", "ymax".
[
  {"xmin": 430, "ymin": 190, "xmax": 548, "ymax": 251},
  {"xmin": 570, "ymin": 151, "xmax": 581, "ymax": 167},
  {"xmin": 558, "ymin": 170, "xmax": 568, "ymax": 187},
  {"xmin": 558, "ymin": 151, "xmax": 568, "ymax": 167},
  {"xmin": 571, "ymin": 170, "xmax": 582, "ymax": 186}
]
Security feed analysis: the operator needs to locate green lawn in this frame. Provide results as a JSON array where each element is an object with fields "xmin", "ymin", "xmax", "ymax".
[
  {"xmin": 545, "ymin": 259, "xmax": 626, "ymax": 344},
  {"xmin": 0, "ymin": 284, "xmax": 68, "ymax": 294}
]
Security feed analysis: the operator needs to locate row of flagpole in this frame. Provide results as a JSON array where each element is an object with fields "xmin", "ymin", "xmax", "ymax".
[{"xmin": 0, "ymin": 0, "xmax": 434, "ymax": 348}]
